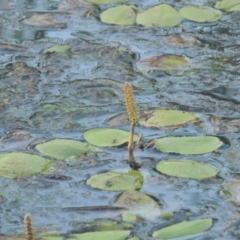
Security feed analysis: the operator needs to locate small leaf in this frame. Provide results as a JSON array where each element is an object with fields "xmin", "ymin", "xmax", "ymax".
[
  {"xmin": 215, "ymin": 0, "xmax": 240, "ymax": 11},
  {"xmin": 179, "ymin": 6, "xmax": 222, "ymax": 22},
  {"xmin": 0, "ymin": 152, "xmax": 51, "ymax": 178},
  {"xmin": 155, "ymin": 136, "xmax": 223, "ymax": 155},
  {"xmin": 83, "ymin": 128, "xmax": 138, "ymax": 147},
  {"xmin": 88, "ymin": 0, "xmax": 127, "ymax": 4},
  {"xmin": 43, "ymin": 45, "xmax": 71, "ymax": 53},
  {"xmin": 100, "ymin": 5, "xmax": 137, "ymax": 25},
  {"xmin": 156, "ymin": 159, "xmax": 219, "ymax": 180},
  {"xmin": 71, "ymin": 230, "xmax": 130, "ymax": 239},
  {"xmin": 87, "ymin": 170, "xmax": 143, "ymax": 191},
  {"xmin": 152, "ymin": 218, "xmax": 212, "ymax": 239},
  {"xmin": 113, "ymin": 190, "xmax": 161, "ymax": 220},
  {"xmin": 220, "ymin": 181, "xmax": 240, "ymax": 204},
  {"xmin": 139, "ymin": 109, "xmax": 200, "ymax": 129},
  {"xmin": 36, "ymin": 139, "xmax": 100, "ymax": 160},
  {"xmin": 136, "ymin": 4, "xmax": 182, "ymax": 27},
  {"xmin": 42, "ymin": 236, "xmax": 63, "ymax": 240},
  {"xmin": 136, "ymin": 55, "xmax": 190, "ymax": 72}
]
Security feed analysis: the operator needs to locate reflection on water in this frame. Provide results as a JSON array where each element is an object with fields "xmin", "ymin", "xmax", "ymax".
[{"xmin": 0, "ymin": 27, "xmax": 45, "ymax": 42}]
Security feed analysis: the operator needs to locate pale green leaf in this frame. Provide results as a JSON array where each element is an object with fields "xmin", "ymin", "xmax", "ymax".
[
  {"xmin": 100, "ymin": 5, "xmax": 137, "ymax": 25},
  {"xmin": 0, "ymin": 152, "xmax": 51, "ymax": 178},
  {"xmin": 43, "ymin": 45, "xmax": 71, "ymax": 53},
  {"xmin": 155, "ymin": 136, "xmax": 223, "ymax": 155},
  {"xmin": 136, "ymin": 4, "xmax": 182, "ymax": 27},
  {"xmin": 156, "ymin": 159, "xmax": 219, "ymax": 180},
  {"xmin": 139, "ymin": 109, "xmax": 200, "ymax": 129},
  {"xmin": 36, "ymin": 139, "xmax": 100, "ymax": 160},
  {"xmin": 214, "ymin": 0, "xmax": 240, "ymax": 11},
  {"xmin": 83, "ymin": 128, "xmax": 138, "ymax": 147},
  {"xmin": 113, "ymin": 190, "xmax": 161, "ymax": 220},
  {"xmin": 152, "ymin": 218, "xmax": 212, "ymax": 239},
  {"xmin": 87, "ymin": 170, "xmax": 143, "ymax": 191},
  {"xmin": 88, "ymin": 0, "xmax": 127, "ymax": 4},
  {"xmin": 179, "ymin": 6, "xmax": 222, "ymax": 22},
  {"xmin": 70, "ymin": 230, "xmax": 130, "ymax": 240},
  {"xmin": 42, "ymin": 236, "xmax": 63, "ymax": 240},
  {"xmin": 228, "ymin": 4, "xmax": 240, "ymax": 11}
]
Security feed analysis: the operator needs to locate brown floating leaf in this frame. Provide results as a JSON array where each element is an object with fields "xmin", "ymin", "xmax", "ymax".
[
  {"xmin": 113, "ymin": 190, "xmax": 161, "ymax": 220},
  {"xmin": 136, "ymin": 55, "xmax": 190, "ymax": 72},
  {"xmin": 163, "ymin": 35, "xmax": 200, "ymax": 48},
  {"xmin": 58, "ymin": 0, "xmax": 94, "ymax": 10},
  {"xmin": 22, "ymin": 14, "xmax": 66, "ymax": 28}
]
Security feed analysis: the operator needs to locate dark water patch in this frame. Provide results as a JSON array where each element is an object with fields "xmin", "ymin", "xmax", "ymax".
[
  {"xmin": 0, "ymin": 27, "xmax": 45, "ymax": 42},
  {"xmin": 198, "ymin": 86, "xmax": 240, "ymax": 104}
]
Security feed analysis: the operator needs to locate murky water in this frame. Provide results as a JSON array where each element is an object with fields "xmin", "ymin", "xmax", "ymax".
[{"xmin": 1, "ymin": 0, "xmax": 240, "ymax": 239}]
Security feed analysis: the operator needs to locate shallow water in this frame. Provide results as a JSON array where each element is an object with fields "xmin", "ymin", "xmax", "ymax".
[{"xmin": 1, "ymin": 0, "xmax": 240, "ymax": 239}]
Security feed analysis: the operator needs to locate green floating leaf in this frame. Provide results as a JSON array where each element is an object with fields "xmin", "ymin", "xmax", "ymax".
[
  {"xmin": 179, "ymin": 6, "xmax": 222, "ymax": 22},
  {"xmin": 87, "ymin": 170, "xmax": 143, "ymax": 191},
  {"xmin": 136, "ymin": 4, "xmax": 182, "ymax": 27},
  {"xmin": 152, "ymin": 218, "xmax": 212, "ymax": 239},
  {"xmin": 215, "ymin": 0, "xmax": 240, "ymax": 11},
  {"xmin": 122, "ymin": 212, "xmax": 137, "ymax": 223},
  {"xmin": 100, "ymin": 5, "xmax": 137, "ymax": 25},
  {"xmin": 156, "ymin": 159, "xmax": 219, "ymax": 180},
  {"xmin": 155, "ymin": 136, "xmax": 223, "ymax": 155},
  {"xmin": 0, "ymin": 152, "xmax": 51, "ymax": 178},
  {"xmin": 136, "ymin": 55, "xmax": 190, "ymax": 72},
  {"xmin": 42, "ymin": 236, "xmax": 63, "ymax": 240},
  {"xmin": 139, "ymin": 109, "xmax": 200, "ymax": 129},
  {"xmin": 113, "ymin": 190, "xmax": 161, "ymax": 220},
  {"xmin": 36, "ymin": 139, "xmax": 100, "ymax": 160},
  {"xmin": 83, "ymin": 128, "xmax": 138, "ymax": 147},
  {"xmin": 228, "ymin": 4, "xmax": 240, "ymax": 11},
  {"xmin": 220, "ymin": 181, "xmax": 240, "ymax": 204},
  {"xmin": 88, "ymin": 0, "xmax": 127, "ymax": 4},
  {"xmin": 69, "ymin": 230, "xmax": 130, "ymax": 240},
  {"xmin": 43, "ymin": 45, "xmax": 71, "ymax": 53}
]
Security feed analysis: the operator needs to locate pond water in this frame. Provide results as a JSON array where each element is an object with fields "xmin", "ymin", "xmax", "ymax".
[{"xmin": 1, "ymin": 0, "xmax": 240, "ymax": 239}]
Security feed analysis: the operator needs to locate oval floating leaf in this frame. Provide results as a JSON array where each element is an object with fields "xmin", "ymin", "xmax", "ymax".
[
  {"xmin": 36, "ymin": 139, "xmax": 100, "ymax": 160},
  {"xmin": 87, "ymin": 170, "xmax": 143, "ymax": 191},
  {"xmin": 88, "ymin": 0, "xmax": 127, "ymax": 4},
  {"xmin": 152, "ymin": 218, "xmax": 212, "ymax": 239},
  {"xmin": 179, "ymin": 6, "xmax": 222, "ymax": 22},
  {"xmin": 100, "ymin": 5, "xmax": 137, "ymax": 25},
  {"xmin": 136, "ymin": 4, "xmax": 182, "ymax": 27},
  {"xmin": 227, "ymin": 4, "xmax": 240, "ymax": 11},
  {"xmin": 113, "ymin": 190, "xmax": 161, "ymax": 220},
  {"xmin": 156, "ymin": 159, "xmax": 219, "ymax": 180},
  {"xmin": 155, "ymin": 136, "xmax": 223, "ymax": 155},
  {"xmin": 215, "ymin": 0, "xmax": 240, "ymax": 11},
  {"xmin": 220, "ymin": 181, "xmax": 240, "ymax": 204},
  {"xmin": 136, "ymin": 55, "xmax": 190, "ymax": 72},
  {"xmin": 71, "ymin": 230, "xmax": 130, "ymax": 240},
  {"xmin": 43, "ymin": 45, "xmax": 71, "ymax": 53},
  {"xmin": 163, "ymin": 35, "xmax": 200, "ymax": 48},
  {"xmin": 0, "ymin": 152, "xmax": 51, "ymax": 178},
  {"xmin": 83, "ymin": 128, "xmax": 138, "ymax": 147},
  {"xmin": 139, "ymin": 109, "xmax": 200, "ymax": 129}
]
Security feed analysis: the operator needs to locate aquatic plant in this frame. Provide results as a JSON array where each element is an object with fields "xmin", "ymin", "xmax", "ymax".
[
  {"xmin": 123, "ymin": 82, "xmax": 139, "ymax": 163},
  {"xmin": 24, "ymin": 214, "xmax": 34, "ymax": 240}
]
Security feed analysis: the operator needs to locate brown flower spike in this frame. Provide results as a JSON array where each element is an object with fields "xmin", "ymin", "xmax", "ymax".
[
  {"xmin": 123, "ymin": 82, "xmax": 139, "ymax": 124},
  {"xmin": 123, "ymin": 82, "xmax": 139, "ymax": 161},
  {"xmin": 24, "ymin": 214, "xmax": 34, "ymax": 240}
]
